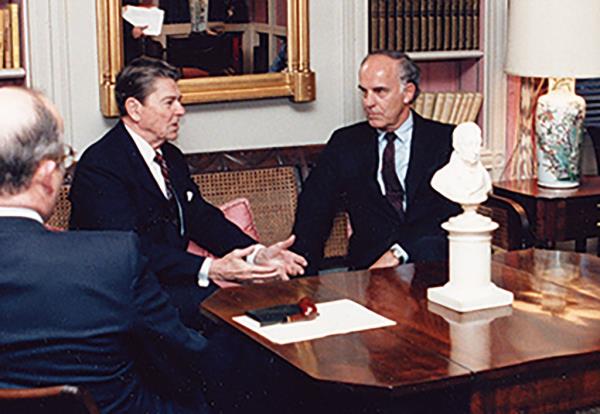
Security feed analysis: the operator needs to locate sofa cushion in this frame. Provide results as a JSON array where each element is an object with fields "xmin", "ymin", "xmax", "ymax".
[
  {"xmin": 187, "ymin": 197, "xmax": 259, "ymax": 288},
  {"xmin": 187, "ymin": 197, "xmax": 259, "ymax": 258}
]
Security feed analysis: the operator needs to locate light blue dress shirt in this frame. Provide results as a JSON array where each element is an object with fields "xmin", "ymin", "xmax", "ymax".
[{"xmin": 376, "ymin": 112, "xmax": 413, "ymax": 211}]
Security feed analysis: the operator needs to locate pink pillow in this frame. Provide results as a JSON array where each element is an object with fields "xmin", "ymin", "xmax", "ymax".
[
  {"xmin": 187, "ymin": 197, "xmax": 259, "ymax": 257},
  {"xmin": 219, "ymin": 197, "xmax": 259, "ymax": 240},
  {"xmin": 187, "ymin": 197, "xmax": 259, "ymax": 288}
]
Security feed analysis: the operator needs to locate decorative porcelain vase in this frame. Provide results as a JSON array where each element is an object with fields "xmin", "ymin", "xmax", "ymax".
[{"xmin": 535, "ymin": 87, "xmax": 585, "ymax": 188}]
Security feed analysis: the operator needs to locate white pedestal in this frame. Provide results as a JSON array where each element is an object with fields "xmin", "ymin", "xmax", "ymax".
[
  {"xmin": 427, "ymin": 207, "xmax": 513, "ymax": 313},
  {"xmin": 428, "ymin": 302, "xmax": 512, "ymax": 374}
]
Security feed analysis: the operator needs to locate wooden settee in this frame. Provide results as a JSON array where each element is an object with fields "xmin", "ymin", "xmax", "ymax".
[
  {"xmin": 47, "ymin": 145, "xmax": 350, "ymax": 269},
  {"xmin": 47, "ymin": 145, "xmax": 532, "ymax": 271}
]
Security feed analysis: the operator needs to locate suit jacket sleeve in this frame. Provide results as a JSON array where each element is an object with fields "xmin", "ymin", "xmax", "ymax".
[
  {"xmin": 126, "ymin": 234, "xmax": 209, "ymax": 395},
  {"xmin": 292, "ymin": 133, "xmax": 346, "ymax": 276}
]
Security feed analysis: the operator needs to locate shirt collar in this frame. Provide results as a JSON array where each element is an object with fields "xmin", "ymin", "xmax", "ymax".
[
  {"xmin": 378, "ymin": 111, "xmax": 414, "ymax": 143},
  {"xmin": 124, "ymin": 123, "xmax": 162, "ymax": 164},
  {"xmin": 0, "ymin": 206, "xmax": 43, "ymax": 223}
]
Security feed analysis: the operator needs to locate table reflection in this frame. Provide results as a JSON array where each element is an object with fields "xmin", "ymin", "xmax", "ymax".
[{"xmin": 428, "ymin": 303, "xmax": 512, "ymax": 375}]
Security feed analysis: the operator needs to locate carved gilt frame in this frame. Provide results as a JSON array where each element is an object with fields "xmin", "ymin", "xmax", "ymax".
[{"xmin": 96, "ymin": 0, "xmax": 316, "ymax": 117}]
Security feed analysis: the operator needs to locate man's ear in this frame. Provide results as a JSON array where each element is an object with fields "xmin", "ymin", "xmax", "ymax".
[
  {"xmin": 125, "ymin": 97, "xmax": 143, "ymax": 122},
  {"xmin": 32, "ymin": 160, "xmax": 60, "ymax": 196},
  {"xmin": 403, "ymin": 83, "xmax": 416, "ymax": 104}
]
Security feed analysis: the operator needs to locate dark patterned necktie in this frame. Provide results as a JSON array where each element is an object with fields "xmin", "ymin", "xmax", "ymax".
[
  {"xmin": 154, "ymin": 151, "xmax": 183, "ymax": 234},
  {"xmin": 382, "ymin": 132, "xmax": 405, "ymax": 221},
  {"xmin": 154, "ymin": 151, "xmax": 174, "ymax": 200}
]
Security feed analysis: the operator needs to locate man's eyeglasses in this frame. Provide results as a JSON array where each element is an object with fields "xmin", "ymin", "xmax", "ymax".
[{"xmin": 56, "ymin": 143, "xmax": 76, "ymax": 170}]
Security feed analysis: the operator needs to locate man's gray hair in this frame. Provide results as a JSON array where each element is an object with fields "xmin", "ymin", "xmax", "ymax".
[
  {"xmin": 361, "ymin": 51, "xmax": 421, "ymax": 102},
  {"xmin": 0, "ymin": 88, "xmax": 62, "ymax": 195}
]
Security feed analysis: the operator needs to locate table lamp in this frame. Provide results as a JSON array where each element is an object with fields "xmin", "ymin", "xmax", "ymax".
[{"xmin": 505, "ymin": 0, "xmax": 600, "ymax": 188}]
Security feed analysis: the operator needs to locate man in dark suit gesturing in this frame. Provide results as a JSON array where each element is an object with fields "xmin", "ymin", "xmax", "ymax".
[
  {"xmin": 69, "ymin": 57, "xmax": 305, "ymax": 328},
  {"xmin": 292, "ymin": 51, "xmax": 460, "ymax": 275},
  {"xmin": 0, "ymin": 86, "xmax": 216, "ymax": 413}
]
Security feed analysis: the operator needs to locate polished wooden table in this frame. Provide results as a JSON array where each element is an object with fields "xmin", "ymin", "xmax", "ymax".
[
  {"xmin": 202, "ymin": 249, "xmax": 600, "ymax": 413},
  {"xmin": 493, "ymin": 176, "xmax": 600, "ymax": 252}
]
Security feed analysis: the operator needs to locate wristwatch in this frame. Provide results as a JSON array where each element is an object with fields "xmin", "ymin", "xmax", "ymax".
[{"xmin": 389, "ymin": 244, "xmax": 405, "ymax": 264}]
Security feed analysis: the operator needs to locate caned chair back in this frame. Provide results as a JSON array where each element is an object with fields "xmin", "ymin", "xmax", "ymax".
[
  {"xmin": 192, "ymin": 166, "xmax": 301, "ymax": 246},
  {"xmin": 191, "ymin": 166, "xmax": 349, "ymax": 260},
  {"xmin": 46, "ymin": 185, "xmax": 71, "ymax": 230}
]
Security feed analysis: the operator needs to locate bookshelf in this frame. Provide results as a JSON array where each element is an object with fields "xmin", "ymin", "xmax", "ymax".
[
  {"xmin": 0, "ymin": 67, "xmax": 24, "ymax": 79},
  {"xmin": 369, "ymin": 0, "xmax": 481, "ymax": 53},
  {"xmin": 366, "ymin": 0, "xmax": 508, "ymax": 176},
  {"xmin": 369, "ymin": 0, "xmax": 485, "ymax": 121},
  {"xmin": 0, "ymin": 0, "xmax": 27, "ymax": 85},
  {"xmin": 407, "ymin": 50, "xmax": 483, "ymax": 61}
]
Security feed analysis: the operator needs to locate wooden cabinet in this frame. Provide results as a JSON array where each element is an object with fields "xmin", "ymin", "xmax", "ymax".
[
  {"xmin": 493, "ymin": 176, "xmax": 600, "ymax": 253},
  {"xmin": 0, "ymin": 0, "xmax": 27, "ymax": 86}
]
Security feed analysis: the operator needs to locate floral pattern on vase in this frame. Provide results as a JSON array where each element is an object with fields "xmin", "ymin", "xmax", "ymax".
[{"xmin": 535, "ymin": 90, "xmax": 585, "ymax": 188}]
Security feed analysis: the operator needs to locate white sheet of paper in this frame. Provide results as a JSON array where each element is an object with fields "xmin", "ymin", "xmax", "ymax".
[
  {"xmin": 232, "ymin": 299, "xmax": 396, "ymax": 345},
  {"xmin": 122, "ymin": 5, "xmax": 165, "ymax": 36}
]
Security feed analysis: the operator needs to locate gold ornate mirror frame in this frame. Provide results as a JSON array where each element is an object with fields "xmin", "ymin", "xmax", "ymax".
[{"xmin": 96, "ymin": 0, "xmax": 315, "ymax": 117}]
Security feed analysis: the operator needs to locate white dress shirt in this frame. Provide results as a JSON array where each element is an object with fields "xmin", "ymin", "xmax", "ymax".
[{"xmin": 0, "ymin": 207, "xmax": 43, "ymax": 223}]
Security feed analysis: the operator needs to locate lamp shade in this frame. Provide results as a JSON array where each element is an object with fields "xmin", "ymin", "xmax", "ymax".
[{"xmin": 505, "ymin": 0, "xmax": 600, "ymax": 78}]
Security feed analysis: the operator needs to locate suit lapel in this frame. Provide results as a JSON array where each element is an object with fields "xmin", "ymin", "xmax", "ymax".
[
  {"xmin": 157, "ymin": 144, "xmax": 187, "ymax": 236},
  {"xmin": 404, "ymin": 113, "xmax": 433, "ymax": 212},
  {"xmin": 116, "ymin": 123, "xmax": 169, "ymax": 203},
  {"xmin": 119, "ymin": 133, "xmax": 186, "ymax": 236},
  {"xmin": 160, "ymin": 145, "xmax": 187, "ymax": 203},
  {"xmin": 366, "ymin": 126, "xmax": 383, "ymax": 194}
]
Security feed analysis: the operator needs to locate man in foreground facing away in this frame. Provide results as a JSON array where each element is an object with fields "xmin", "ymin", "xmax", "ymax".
[
  {"xmin": 69, "ymin": 57, "xmax": 306, "ymax": 329},
  {"xmin": 292, "ymin": 51, "xmax": 461, "ymax": 275},
  {"xmin": 0, "ymin": 86, "xmax": 218, "ymax": 413}
]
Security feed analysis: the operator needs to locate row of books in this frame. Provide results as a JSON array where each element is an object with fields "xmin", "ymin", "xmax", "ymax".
[
  {"xmin": 0, "ymin": 1, "xmax": 20, "ymax": 70},
  {"xmin": 412, "ymin": 91, "xmax": 483, "ymax": 125},
  {"xmin": 370, "ymin": 0, "xmax": 480, "ymax": 53}
]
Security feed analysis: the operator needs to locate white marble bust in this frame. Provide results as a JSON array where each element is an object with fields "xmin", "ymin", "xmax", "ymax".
[{"xmin": 431, "ymin": 122, "xmax": 492, "ymax": 205}]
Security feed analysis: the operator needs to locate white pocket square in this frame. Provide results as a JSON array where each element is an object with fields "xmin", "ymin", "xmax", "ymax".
[{"xmin": 186, "ymin": 191, "xmax": 194, "ymax": 202}]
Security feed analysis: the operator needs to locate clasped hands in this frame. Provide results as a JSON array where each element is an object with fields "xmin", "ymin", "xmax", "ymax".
[{"xmin": 209, "ymin": 235, "xmax": 307, "ymax": 284}]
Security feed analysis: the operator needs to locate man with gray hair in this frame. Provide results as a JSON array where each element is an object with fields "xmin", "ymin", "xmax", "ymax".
[
  {"xmin": 0, "ymin": 86, "xmax": 217, "ymax": 413},
  {"xmin": 292, "ymin": 51, "xmax": 460, "ymax": 274}
]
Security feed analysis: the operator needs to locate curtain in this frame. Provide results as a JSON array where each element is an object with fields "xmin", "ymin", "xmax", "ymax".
[{"xmin": 502, "ymin": 76, "xmax": 544, "ymax": 181}]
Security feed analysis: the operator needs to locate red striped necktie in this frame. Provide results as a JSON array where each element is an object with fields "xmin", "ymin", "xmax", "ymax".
[{"xmin": 154, "ymin": 151, "xmax": 175, "ymax": 200}]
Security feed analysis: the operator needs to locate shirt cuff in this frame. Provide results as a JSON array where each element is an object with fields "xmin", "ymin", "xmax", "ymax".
[
  {"xmin": 197, "ymin": 257, "xmax": 212, "ymax": 287},
  {"xmin": 246, "ymin": 244, "xmax": 265, "ymax": 264},
  {"xmin": 390, "ymin": 243, "xmax": 409, "ymax": 264}
]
